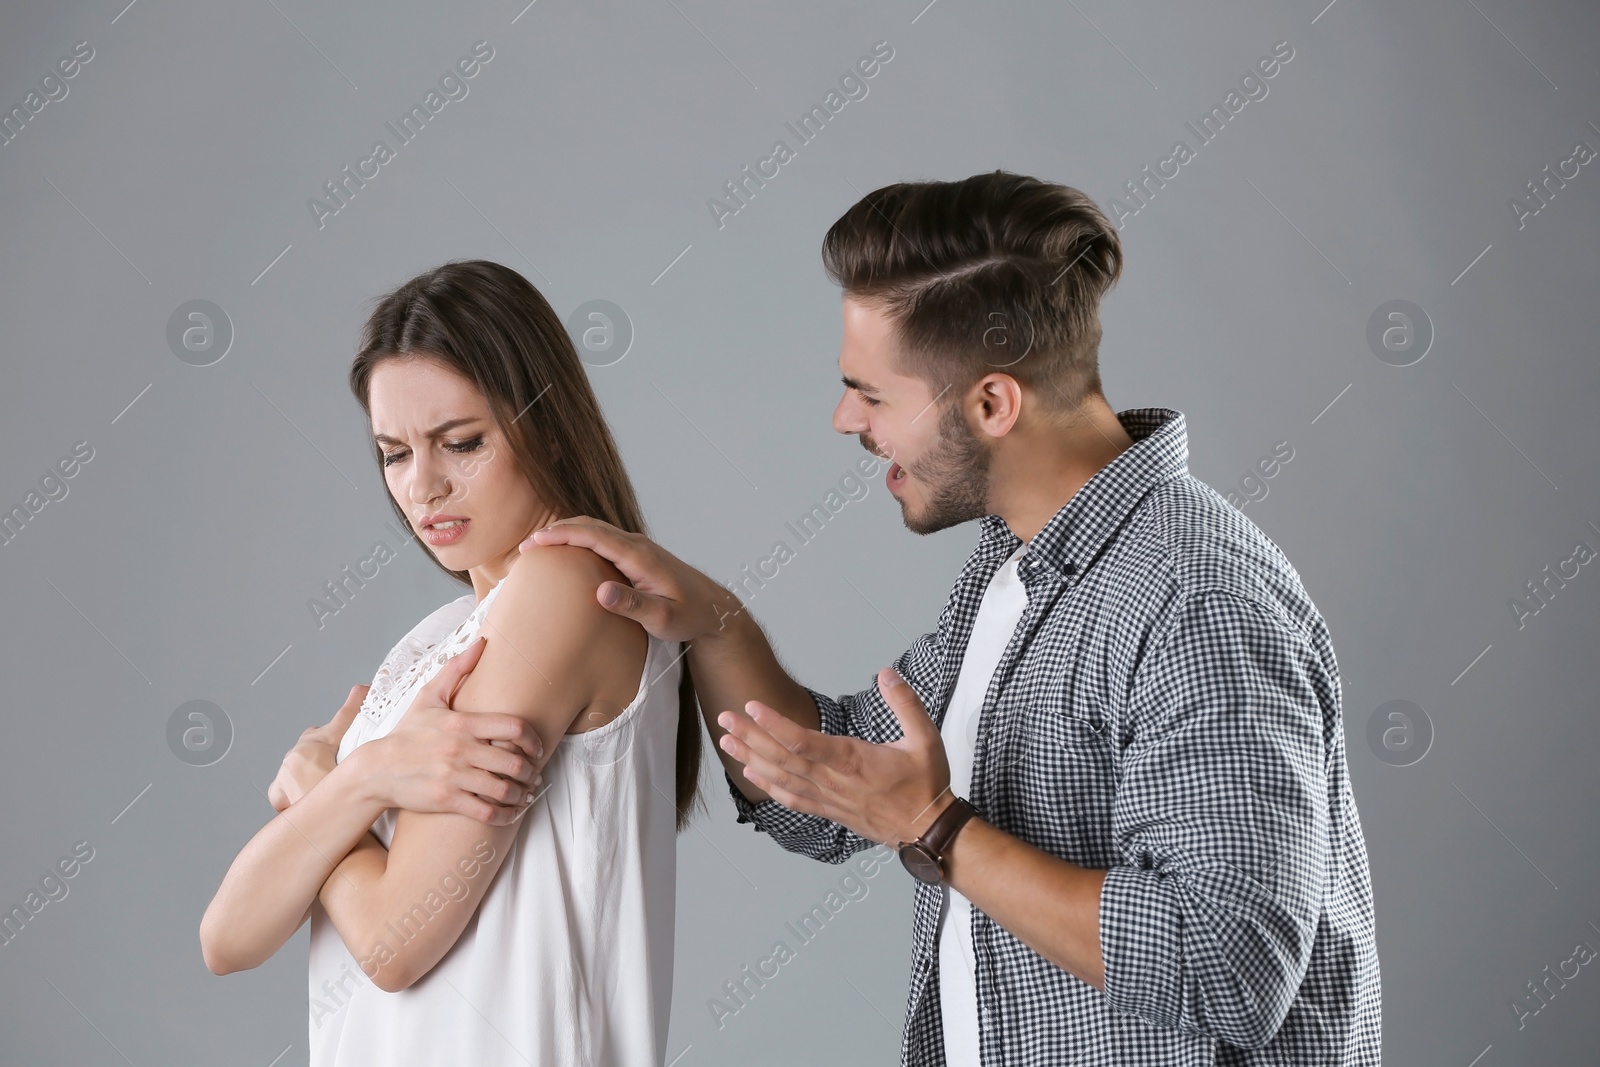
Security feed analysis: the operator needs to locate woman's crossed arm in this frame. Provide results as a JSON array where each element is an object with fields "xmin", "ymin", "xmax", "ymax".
[
  {"xmin": 315, "ymin": 544, "xmax": 646, "ymax": 991},
  {"xmin": 199, "ymin": 650, "xmax": 541, "ymax": 976},
  {"xmin": 200, "ymin": 544, "xmax": 636, "ymax": 988},
  {"xmin": 199, "ymin": 692, "xmax": 399, "ymax": 977}
]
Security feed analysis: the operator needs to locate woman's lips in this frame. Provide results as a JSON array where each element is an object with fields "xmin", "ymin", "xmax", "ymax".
[{"xmin": 422, "ymin": 517, "xmax": 471, "ymax": 546}]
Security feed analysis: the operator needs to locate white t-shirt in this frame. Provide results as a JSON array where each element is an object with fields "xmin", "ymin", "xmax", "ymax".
[
  {"xmin": 307, "ymin": 579, "xmax": 683, "ymax": 1067},
  {"xmin": 937, "ymin": 543, "xmax": 1030, "ymax": 1065}
]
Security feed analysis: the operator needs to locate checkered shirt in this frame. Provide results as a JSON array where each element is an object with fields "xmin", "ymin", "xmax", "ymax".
[{"xmin": 726, "ymin": 407, "xmax": 1381, "ymax": 1066}]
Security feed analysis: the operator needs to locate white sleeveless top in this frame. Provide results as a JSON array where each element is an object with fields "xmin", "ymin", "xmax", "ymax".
[{"xmin": 307, "ymin": 579, "xmax": 683, "ymax": 1067}]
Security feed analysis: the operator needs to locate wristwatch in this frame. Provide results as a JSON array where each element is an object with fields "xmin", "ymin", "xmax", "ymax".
[{"xmin": 897, "ymin": 796, "xmax": 978, "ymax": 885}]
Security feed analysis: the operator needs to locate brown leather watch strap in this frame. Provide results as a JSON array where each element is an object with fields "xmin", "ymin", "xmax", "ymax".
[{"xmin": 919, "ymin": 796, "xmax": 977, "ymax": 868}]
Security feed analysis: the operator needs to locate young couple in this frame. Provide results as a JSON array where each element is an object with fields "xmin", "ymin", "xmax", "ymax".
[{"xmin": 201, "ymin": 170, "xmax": 1381, "ymax": 1067}]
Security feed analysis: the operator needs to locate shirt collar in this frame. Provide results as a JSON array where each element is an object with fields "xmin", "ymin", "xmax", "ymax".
[{"xmin": 978, "ymin": 407, "xmax": 1189, "ymax": 582}]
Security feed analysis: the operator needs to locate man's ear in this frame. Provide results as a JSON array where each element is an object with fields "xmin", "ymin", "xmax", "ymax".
[{"xmin": 974, "ymin": 374, "xmax": 1023, "ymax": 437}]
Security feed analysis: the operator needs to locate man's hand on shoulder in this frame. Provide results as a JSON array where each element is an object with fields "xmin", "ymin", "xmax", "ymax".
[
  {"xmin": 464, "ymin": 542, "xmax": 645, "ymax": 757},
  {"xmin": 522, "ymin": 517, "xmax": 747, "ymax": 644}
]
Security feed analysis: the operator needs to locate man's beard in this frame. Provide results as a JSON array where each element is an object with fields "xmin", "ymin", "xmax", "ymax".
[{"xmin": 895, "ymin": 399, "xmax": 991, "ymax": 536}]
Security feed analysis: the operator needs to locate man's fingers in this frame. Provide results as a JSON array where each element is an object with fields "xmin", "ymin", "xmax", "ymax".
[
  {"xmin": 742, "ymin": 767, "xmax": 832, "ymax": 825},
  {"xmin": 591, "ymin": 579, "xmax": 675, "ymax": 633},
  {"xmin": 523, "ymin": 517, "xmax": 672, "ymax": 630},
  {"xmin": 527, "ymin": 518, "xmax": 676, "ymax": 596},
  {"xmin": 717, "ymin": 707, "xmax": 827, "ymax": 803},
  {"xmin": 522, "ymin": 515, "xmax": 619, "ymax": 543},
  {"xmin": 522, "ymin": 517, "xmax": 630, "ymax": 563},
  {"xmin": 734, "ymin": 749, "xmax": 827, "ymax": 807},
  {"xmin": 742, "ymin": 700, "xmax": 834, "ymax": 760},
  {"xmin": 720, "ymin": 705, "xmax": 814, "ymax": 769},
  {"xmin": 743, "ymin": 699, "xmax": 861, "ymax": 793}
]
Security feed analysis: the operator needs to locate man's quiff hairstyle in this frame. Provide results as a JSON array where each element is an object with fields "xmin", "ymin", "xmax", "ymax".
[{"xmin": 820, "ymin": 170, "xmax": 1124, "ymax": 417}]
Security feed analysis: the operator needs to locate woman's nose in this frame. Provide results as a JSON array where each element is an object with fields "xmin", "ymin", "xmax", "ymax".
[{"xmin": 406, "ymin": 454, "xmax": 452, "ymax": 505}]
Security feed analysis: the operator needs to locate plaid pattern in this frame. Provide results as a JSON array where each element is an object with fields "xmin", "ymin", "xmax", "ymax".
[{"xmin": 726, "ymin": 408, "xmax": 1381, "ymax": 1066}]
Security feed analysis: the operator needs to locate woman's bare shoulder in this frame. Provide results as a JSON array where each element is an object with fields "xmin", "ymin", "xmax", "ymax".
[
  {"xmin": 486, "ymin": 543, "xmax": 646, "ymax": 705},
  {"xmin": 497, "ymin": 542, "xmax": 631, "ymax": 613}
]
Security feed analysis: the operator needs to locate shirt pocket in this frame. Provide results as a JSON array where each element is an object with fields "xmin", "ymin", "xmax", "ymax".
[
  {"xmin": 1011, "ymin": 703, "xmax": 1119, "ymax": 867},
  {"xmin": 977, "ymin": 700, "xmax": 1105, "ymax": 774},
  {"xmin": 1027, "ymin": 702, "xmax": 1108, "ymax": 748}
]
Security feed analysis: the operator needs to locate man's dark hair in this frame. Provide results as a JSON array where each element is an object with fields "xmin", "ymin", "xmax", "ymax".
[{"xmin": 820, "ymin": 170, "xmax": 1124, "ymax": 416}]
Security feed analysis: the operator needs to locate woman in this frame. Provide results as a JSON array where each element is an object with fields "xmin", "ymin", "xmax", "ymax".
[{"xmin": 199, "ymin": 260, "xmax": 703, "ymax": 1066}]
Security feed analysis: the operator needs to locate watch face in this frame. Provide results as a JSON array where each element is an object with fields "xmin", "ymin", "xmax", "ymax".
[{"xmin": 898, "ymin": 843, "xmax": 942, "ymax": 885}]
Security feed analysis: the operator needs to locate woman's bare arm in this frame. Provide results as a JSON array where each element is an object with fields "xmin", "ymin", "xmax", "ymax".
[
  {"xmin": 523, "ymin": 518, "xmax": 818, "ymax": 804},
  {"xmin": 200, "ymin": 641, "xmax": 544, "ymax": 976},
  {"xmin": 199, "ymin": 750, "xmax": 389, "ymax": 976},
  {"xmin": 316, "ymin": 543, "xmax": 645, "ymax": 992}
]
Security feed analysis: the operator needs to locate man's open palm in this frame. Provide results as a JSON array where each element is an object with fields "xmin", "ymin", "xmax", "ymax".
[{"xmin": 717, "ymin": 666, "xmax": 954, "ymax": 847}]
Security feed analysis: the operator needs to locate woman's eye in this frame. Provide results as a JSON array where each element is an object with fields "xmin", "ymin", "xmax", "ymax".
[
  {"xmin": 381, "ymin": 435, "xmax": 481, "ymax": 467},
  {"xmin": 860, "ymin": 393, "xmax": 880, "ymax": 407}
]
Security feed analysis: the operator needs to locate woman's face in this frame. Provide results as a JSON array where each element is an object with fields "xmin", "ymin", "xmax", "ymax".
[{"xmin": 368, "ymin": 354, "xmax": 550, "ymax": 584}]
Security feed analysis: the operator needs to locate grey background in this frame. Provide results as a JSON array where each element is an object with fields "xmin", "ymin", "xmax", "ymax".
[{"xmin": 1, "ymin": 0, "xmax": 1597, "ymax": 1063}]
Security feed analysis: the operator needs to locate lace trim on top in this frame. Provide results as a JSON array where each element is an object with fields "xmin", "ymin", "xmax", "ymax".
[{"xmin": 359, "ymin": 580, "xmax": 506, "ymax": 726}]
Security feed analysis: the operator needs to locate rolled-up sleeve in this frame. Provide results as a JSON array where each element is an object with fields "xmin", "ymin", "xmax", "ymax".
[
  {"xmin": 725, "ymin": 625, "xmax": 945, "ymax": 865},
  {"xmin": 1098, "ymin": 589, "xmax": 1332, "ymax": 1050}
]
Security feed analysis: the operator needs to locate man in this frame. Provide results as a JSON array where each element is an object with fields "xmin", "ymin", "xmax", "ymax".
[{"xmin": 532, "ymin": 170, "xmax": 1381, "ymax": 1064}]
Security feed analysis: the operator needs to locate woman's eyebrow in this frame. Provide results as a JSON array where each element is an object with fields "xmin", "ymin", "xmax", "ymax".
[{"xmin": 372, "ymin": 417, "xmax": 482, "ymax": 445}]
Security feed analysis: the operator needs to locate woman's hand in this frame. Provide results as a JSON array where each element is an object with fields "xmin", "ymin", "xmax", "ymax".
[
  {"xmin": 346, "ymin": 636, "xmax": 547, "ymax": 826},
  {"xmin": 267, "ymin": 684, "xmax": 368, "ymax": 812}
]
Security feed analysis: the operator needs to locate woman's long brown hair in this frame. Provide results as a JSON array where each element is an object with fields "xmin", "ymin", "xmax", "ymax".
[{"xmin": 348, "ymin": 259, "xmax": 704, "ymax": 831}]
